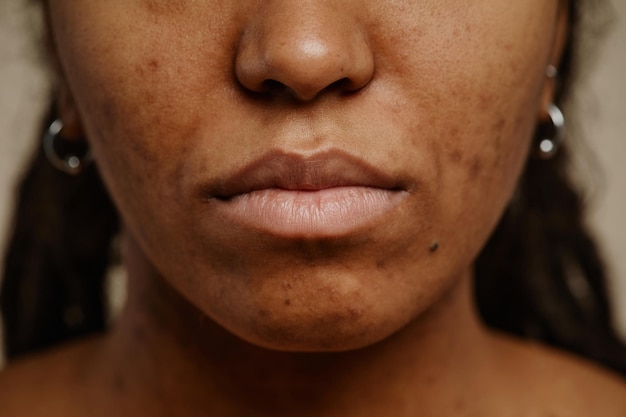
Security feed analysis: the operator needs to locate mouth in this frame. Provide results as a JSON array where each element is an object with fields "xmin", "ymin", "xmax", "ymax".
[{"xmin": 199, "ymin": 150, "xmax": 410, "ymax": 238}]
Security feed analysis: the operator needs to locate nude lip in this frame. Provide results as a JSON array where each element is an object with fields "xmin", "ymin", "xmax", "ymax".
[{"xmin": 199, "ymin": 150, "xmax": 409, "ymax": 238}]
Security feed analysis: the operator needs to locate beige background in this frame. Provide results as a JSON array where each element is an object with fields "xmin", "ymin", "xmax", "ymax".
[{"xmin": 0, "ymin": 0, "xmax": 625, "ymax": 340}]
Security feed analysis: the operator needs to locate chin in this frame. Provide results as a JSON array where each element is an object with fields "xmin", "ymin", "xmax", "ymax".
[
  {"xmin": 211, "ymin": 298, "xmax": 411, "ymax": 353},
  {"xmin": 237, "ymin": 322, "xmax": 399, "ymax": 353}
]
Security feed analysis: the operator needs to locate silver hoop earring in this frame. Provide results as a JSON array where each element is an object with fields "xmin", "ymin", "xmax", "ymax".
[
  {"xmin": 535, "ymin": 104, "xmax": 565, "ymax": 160},
  {"xmin": 43, "ymin": 119, "xmax": 92, "ymax": 175}
]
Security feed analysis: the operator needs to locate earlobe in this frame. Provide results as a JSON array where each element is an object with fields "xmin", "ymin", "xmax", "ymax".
[
  {"xmin": 538, "ymin": 0, "xmax": 570, "ymax": 121},
  {"xmin": 45, "ymin": 5, "xmax": 85, "ymax": 142},
  {"xmin": 56, "ymin": 81, "xmax": 85, "ymax": 141},
  {"xmin": 43, "ymin": 80, "xmax": 93, "ymax": 175}
]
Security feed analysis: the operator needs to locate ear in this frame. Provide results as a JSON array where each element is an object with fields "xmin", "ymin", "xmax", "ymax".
[
  {"xmin": 538, "ymin": 0, "xmax": 569, "ymax": 121},
  {"xmin": 56, "ymin": 80, "xmax": 85, "ymax": 141},
  {"xmin": 49, "ymin": 34, "xmax": 85, "ymax": 141}
]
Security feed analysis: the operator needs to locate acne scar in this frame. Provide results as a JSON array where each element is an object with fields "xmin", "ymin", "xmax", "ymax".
[
  {"xmin": 468, "ymin": 156, "xmax": 483, "ymax": 180},
  {"xmin": 148, "ymin": 59, "xmax": 160, "ymax": 71},
  {"xmin": 135, "ymin": 58, "xmax": 160, "ymax": 78},
  {"xmin": 478, "ymin": 92, "xmax": 495, "ymax": 111}
]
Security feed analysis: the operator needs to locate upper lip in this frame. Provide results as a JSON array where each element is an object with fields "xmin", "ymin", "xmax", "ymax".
[{"xmin": 201, "ymin": 150, "xmax": 406, "ymax": 200}]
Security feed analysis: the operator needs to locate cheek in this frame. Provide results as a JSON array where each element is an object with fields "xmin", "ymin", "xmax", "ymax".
[
  {"xmin": 51, "ymin": 1, "xmax": 238, "ymax": 240},
  {"xmin": 371, "ymin": 0, "xmax": 552, "ymax": 254}
]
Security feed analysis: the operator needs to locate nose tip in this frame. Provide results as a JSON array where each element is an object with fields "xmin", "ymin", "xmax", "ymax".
[{"xmin": 235, "ymin": 8, "xmax": 374, "ymax": 101}]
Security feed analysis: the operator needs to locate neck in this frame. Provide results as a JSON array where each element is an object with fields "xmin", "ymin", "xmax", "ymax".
[{"xmin": 94, "ymin": 235, "xmax": 497, "ymax": 417}]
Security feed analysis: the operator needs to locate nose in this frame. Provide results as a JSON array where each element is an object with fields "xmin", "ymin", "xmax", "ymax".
[{"xmin": 235, "ymin": 2, "xmax": 375, "ymax": 101}]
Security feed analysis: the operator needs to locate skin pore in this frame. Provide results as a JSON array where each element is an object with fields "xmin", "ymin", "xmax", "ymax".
[{"xmin": 2, "ymin": 0, "xmax": 626, "ymax": 416}]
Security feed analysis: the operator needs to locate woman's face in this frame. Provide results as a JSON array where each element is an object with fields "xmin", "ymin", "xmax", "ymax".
[{"xmin": 49, "ymin": 0, "xmax": 565, "ymax": 351}]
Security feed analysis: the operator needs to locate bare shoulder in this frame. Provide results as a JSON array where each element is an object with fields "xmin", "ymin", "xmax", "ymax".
[
  {"xmin": 490, "ymin": 332, "xmax": 626, "ymax": 417},
  {"xmin": 0, "ymin": 338, "xmax": 102, "ymax": 417}
]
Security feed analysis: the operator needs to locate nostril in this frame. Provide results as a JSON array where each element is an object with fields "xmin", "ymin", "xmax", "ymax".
[
  {"xmin": 328, "ymin": 77, "xmax": 358, "ymax": 94},
  {"xmin": 261, "ymin": 79, "xmax": 288, "ymax": 95},
  {"xmin": 257, "ymin": 77, "xmax": 363, "ymax": 102}
]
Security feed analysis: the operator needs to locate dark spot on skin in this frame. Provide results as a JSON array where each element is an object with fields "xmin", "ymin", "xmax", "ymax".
[
  {"xmin": 449, "ymin": 150, "xmax": 462, "ymax": 163},
  {"xmin": 142, "ymin": 89, "xmax": 158, "ymax": 107},
  {"xmin": 259, "ymin": 309, "xmax": 269, "ymax": 318},
  {"xmin": 148, "ymin": 59, "xmax": 160, "ymax": 72},
  {"xmin": 478, "ymin": 92, "xmax": 494, "ymax": 111},
  {"xmin": 135, "ymin": 59, "xmax": 159, "ymax": 80},
  {"xmin": 376, "ymin": 259, "xmax": 387, "ymax": 270},
  {"xmin": 347, "ymin": 307, "xmax": 364, "ymax": 320},
  {"xmin": 429, "ymin": 241, "xmax": 439, "ymax": 253},
  {"xmin": 467, "ymin": 156, "xmax": 483, "ymax": 180},
  {"xmin": 284, "ymin": 299, "xmax": 291, "ymax": 306}
]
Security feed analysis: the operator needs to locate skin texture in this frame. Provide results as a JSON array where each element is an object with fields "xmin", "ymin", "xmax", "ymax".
[
  {"xmin": 50, "ymin": 0, "xmax": 559, "ymax": 351},
  {"xmin": 2, "ymin": 0, "xmax": 626, "ymax": 416}
]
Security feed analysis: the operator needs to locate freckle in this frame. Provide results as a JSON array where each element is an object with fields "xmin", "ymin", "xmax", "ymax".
[
  {"xmin": 429, "ymin": 241, "xmax": 439, "ymax": 253},
  {"xmin": 148, "ymin": 59, "xmax": 160, "ymax": 71}
]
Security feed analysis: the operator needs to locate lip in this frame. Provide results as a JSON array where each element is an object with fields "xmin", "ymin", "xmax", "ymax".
[{"xmin": 199, "ymin": 150, "xmax": 409, "ymax": 238}]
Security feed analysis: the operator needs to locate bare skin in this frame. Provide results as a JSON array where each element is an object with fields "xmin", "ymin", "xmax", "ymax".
[
  {"xmin": 1, "ymin": 254, "xmax": 626, "ymax": 417},
  {"xmin": 2, "ymin": 0, "xmax": 626, "ymax": 415}
]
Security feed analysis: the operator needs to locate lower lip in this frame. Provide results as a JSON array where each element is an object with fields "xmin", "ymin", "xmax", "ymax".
[{"xmin": 216, "ymin": 187, "xmax": 406, "ymax": 238}]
